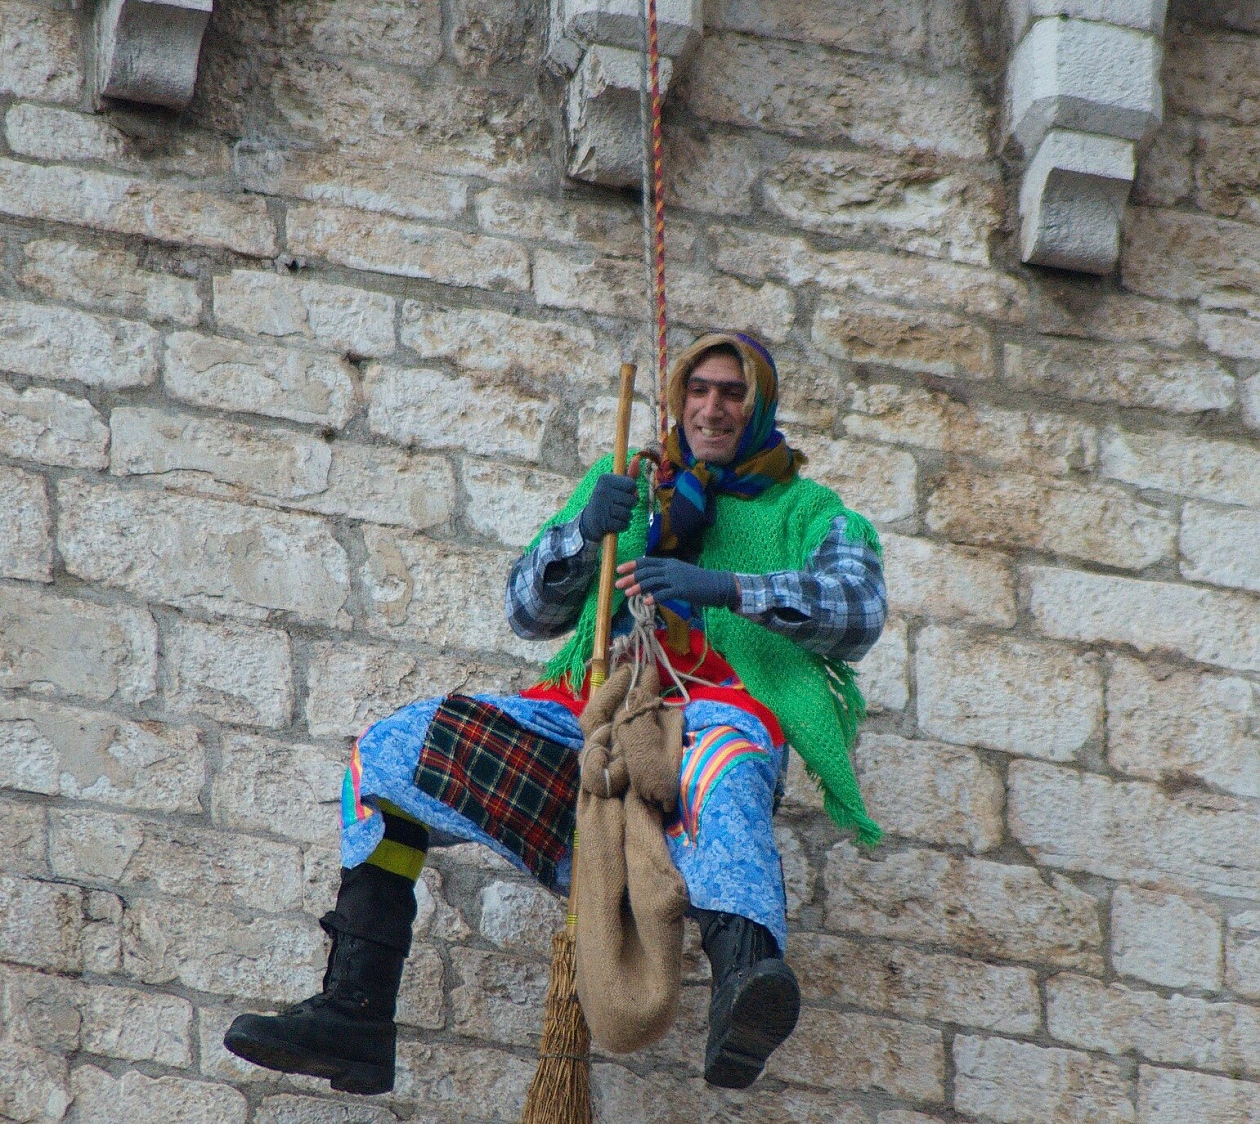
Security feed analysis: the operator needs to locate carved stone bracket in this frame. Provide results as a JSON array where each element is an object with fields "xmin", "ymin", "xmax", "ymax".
[
  {"xmin": 95, "ymin": 0, "xmax": 213, "ymax": 110},
  {"xmin": 548, "ymin": 0, "xmax": 701, "ymax": 187},
  {"xmin": 1005, "ymin": 1, "xmax": 1166, "ymax": 273}
]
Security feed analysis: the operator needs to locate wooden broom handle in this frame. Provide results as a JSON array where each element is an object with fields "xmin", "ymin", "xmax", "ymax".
[{"xmin": 589, "ymin": 362, "xmax": 637, "ymax": 690}]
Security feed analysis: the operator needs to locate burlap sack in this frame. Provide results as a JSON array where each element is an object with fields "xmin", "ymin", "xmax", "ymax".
[{"xmin": 573, "ymin": 664, "xmax": 688, "ymax": 1053}]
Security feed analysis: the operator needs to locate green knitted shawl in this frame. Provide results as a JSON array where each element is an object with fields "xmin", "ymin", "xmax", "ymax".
[{"xmin": 530, "ymin": 454, "xmax": 883, "ymax": 846}]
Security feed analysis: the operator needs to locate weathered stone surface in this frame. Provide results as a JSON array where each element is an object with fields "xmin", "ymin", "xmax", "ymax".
[
  {"xmin": 1199, "ymin": 312, "xmax": 1260, "ymax": 360},
  {"xmin": 1132, "ymin": 113, "xmax": 1195, "ymax": 209},
  {"xmin": 765, "ymin": 1008, "xmax": 944, "ymax": 1101},
  {"xmin": 0, "ymin": 157, "xmax": 276, "ymax": 256},
  {"xmin": 881, "ymin": 532, "xmax": 1016, "ymax": 626},
  {"xmin": 927, "ymin": 469, "xmax": 1175, "ymax": 570},
  {"xmin": 0, "ymin": 801, "xmax": 47, "ymax": 878},
  {"xmin": 793, "ymin": 433, "xmax": 918, "ymax": 523},
  {"xmin": 1050, "ymin": 973, "xmax": 1260, "ymax": 1078},
  {"xmin": 365, "ymin": 362, "xmax": 555, "ymax": 462},
  {"xmin": 1196, "ymin": 123, "xmax": 1260, "ymax": 225},
  {"xmin": 1165, "ymin": 25, "xmax": 1260, "ymax": 125},
  {"xmin": 664, "ymin": 128, "xmax": 761, "ymax": 217},
  {"xmin": 1123, "ymin": 206, "xmax": 1260, "ymax": 309},
  {"xmin": 110, "ymin": 407, "xmax": 333, "ymax": 500},
  {"xmin": 1107, "ymin": 654, "xmax": 1260, "ymax": 799},
  {"xmin": 473, "ymin": 185, "xmax": 648, "ymax": 257},
  {"xmin": 478, "ymin": 880, "xmax": 566, "ymax": 958},
  {"xmin": 58, "ymin": 478, "xmax": 351, "ymax": 626},
  {"xmin": 0, "ymin": 584, "xmax": 157, "ymax": 704},
  {"xmin": 166, "ymin": 617, "xmax": 294, "ymax": 729},
  {"xmin": 393, "ymin": 1041, "xmax": 534, "ymax": 1117},
  {"xmin": 123, "ymin": 897, "xmax": 325, "ymax": 1002},
  {"xmin": 0, "ymin": 874, "xmax": 83, "ymax": 973},
  {"xmin": 860, "ymin": 616, "xmax": 909, "ymax": 713},
  {"xmin": 401, "ymin": 301, "xmax": 625, "ymax": 393},
  {"xmin": 760, "ymin": 148, "xmax": 1002, "ymax": 266},
  {"xmin": 21, "ymin": 238, "xmax": 200, "ymax": 326},
  {"xmin": 854, "ymin": 733, "xmax": 1005, "ymax": 851},
  {"xmin": 792, "ymin": 932, "xmax": 1039, "ymax": 1034},
  {"xmin": 270, "ymin": 0, "xmax": 442, "ymax": 69},
  {"xmin": 0, "ymin": 295, "xmax": 159, "ymax": 390},
  {"xmin": 1004, "ymin": 340, "xmax": 1235, "ymax": 414},
  {"xmin": 165, "ymin": 331, "xmax": 358, "ymax": 429},
  {"xmin": 256, "ymin": 1094, "xmax": 403, "ymax": 1124},
  {"xmin": 0, "ymin": 2, "xmax": 81, "ymax": 103},
  {"xmin": 814, "ymin": 298, "xmax": 993, "ymax": 380},
  {"xmin": 212, "ymin": 734, "xmax": 345, "ymax": 845},
  {"xmin": 0, "ymin": 379, "xmax": 109, "ymax": 469},
  {"xmin": 1028, "ymin": 565, "xmax": 1260, "ymax": 675},
  {"xmin": 450, "ymin": 0, "xmax": 540, "ymax": 70},
  {"xmin": 846, "ymin": 385, "xmax": 1094, "ymax": 476},
  {"xmin": 0, "ymin": 1041, "xmax": 69, "ymax": 1123},
  {"xmin": 578, "ymin": 397, "xmax": 657, "ymax": 466},
  {"xmin": 954, "ymin": 1035, "xmax": 1135, "ymax": 1124},
  {"xmin": 825, "ymin": 843, "xmax": 1104, "ymax": 970},
  {"xmin": 916, "ymin": 627, "xmax": 1101, "ymax": 760},
  {"xmin": 0, "ymin": 696, "xmax": 203, "ymax": 812},
  {"xmin": 1227, "ymin": 913, "xmax": 1260, "ymax": 1001},
  {"xmin": 287, "ymin": 203, "xmax": 530, "ymax": 292},
  {"xmin": 450, "ymin": 947, "xmax": 548, "ymax": 1047},
  {"xmin": 1138, "ymin": 1066, "xmax": 1260, "ymax": 1124},
  {"xmin": 213, "ymin": 271, "xmax": 396, "ymax": 359},
  {"xmin": 534, "ymin": 248, "xmax": 642, "ymax": 315},
  {"xmin": 776, "ymin": 822, "xmax": 816, "ymax": 919},
  {"xmin": 1180, "ymin": 502, "xmax": 1260, "ymax": 594},
  {"xmin": 0, "ymin": 467, "xmax": 50, "ymax": 582},
  {"xmin": 1111, "ymin": 886, "xmax": 1223, "ymax": 990},
  {"xmin": 70, "ymin": 1067, "xmax": 246, "ymax": 1124},
  {"xmin": 686, "ymin": 33, "xmax": 990, "ymax": 159},
  {"xmin": 461, "ymin": 460, "xmax": 576, "ymax": 548},
  {"xmin": 706, "ymin": 0, "xmax": 927, "ymax": 58},
  {"xmin": 1245, "ymin": 375, "xmax": 1260, "ymax": 432},
  {"xmin": 1034, "ymin": 285, "xmax": 1196, "ymax": 348},
  {"xmin": 1008, "ymin": 760, "xmax": 1260, "ymax": 900}
]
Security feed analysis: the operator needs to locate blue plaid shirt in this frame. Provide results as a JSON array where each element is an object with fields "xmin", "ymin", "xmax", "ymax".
[{"xmin": 505, "ymin": 513, "xmax": 887, "ymax": 663}]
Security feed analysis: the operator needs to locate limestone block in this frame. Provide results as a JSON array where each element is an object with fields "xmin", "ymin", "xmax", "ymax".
[
  {"xmin": 21, "ymin": 238, "xmax": 201, "ymax": 326},
  {"xmin": 0, "ymin": 157, "xmax": 276, "ymax": 257},
  {"xmin": 1100, "ymin": 428, "xmax": 1259, "ymax": 509},
  {"xmin": 57, "ymin": 478, "xmax": 351, "ymax": 626},
  {"xmin": 1227, "ymin": 913, "xmax": 1260, "ymax": 1001},
  {"xmin": 1132, "ymin": 113, "xmax": 1194, "ymax": 209},
  {"xmin": 880, "ymin": 533, "xmax": 1016, "ymax": 627},
  {"xmin": 393, "ymin": 1042, "xmax": 534, "ymax": 1117},
  {"xmin": 257, "ymin": 1095, "xmax": 403, "ymax": 1124},
  {"xmin": 668, "ymin": 265, "xmax": 795, "ymax": 341},
  {"xmin": 0, "ymin": 874, "xmax": 83, "ymax": 973},
  {"xmin": 0, "ymin": 584, "xmax": 157, "ymax": 704},
  {"xmin": 577, "ymin": 397, "xmax": 656, "ymax": 465},
  {"xmin": 364, "ymin": 362, "xmax": 556, "ymax": 462},
  {"xmin": 1246, "ymin": 376, "xmax": 1260, "ymax": 432},
  {"xmin": 0, "ymin": 0, "xmax": 82, "ymax": 103},
  {"xmin": 478, "ymin": 881, "xmax": 567, "ymax": 957},
  {"xmin": 0, "ymin": 381, "xmax": 109, "ymax": 470},
  {"xmin": 0, "ymin": 801, "xmax": 47, "ymax": 878},
  {"xmin": 449, "ymin": 947, "xmax": 548, "ymax": 1047},
  {"xmin": 664, "ymin": 128, "xmax": 760, "ymax": 217},
  {"xmin": 451, "ymin": 0, "xmax": 541, "ymax": 71},
  {"xmin": 165, "ymin": 332, "xmax": 358, "ymax": 429},
  {"xmin": 286, "ymin": 203, "xmax": 530, "ymax": 292},
  {"xmin": 110, "ymin": 407, "xmax": 333, "ymax": 500},
  {"xmin": 1164, "ymin": 25, "xmax": 1260, "ymax": 126},
  {"xmin": 534, "ymin": 248, "xmax": 643, "ymax": 315},
  {"xmin": 1180, "ymin": 502, "xmax": 1260, "ymax": 594},
  {"xmin": 166, "ymin": 617, "xmax": 293, "ymax": 729},
  {"xmin": 954, "ymin": 1035, "xmax": 1135, "ymax": 1124},
  {"xmin": 0, "ymin": 295, "xmax": 159, "ymax": 390},
  {"xmin": 1008, "ymin": 760, "xmax": 1260, "ymax": 900},
  {"xmin": 1199, "ymin": 312, "xmax": 1260, "ymax": 360},
  {"xmin": 1034, "ymin": 287, "xmax": 1195, "ymax": 348},
  {"xmin": 860, "ymin": 616, "xmax": 909, "ymax": 713},
  {"xmin": 70, "ymin": 1067, "xmax": 246, "ymax": 1124},
  {"xmin": 552, "ymin": 0, "xmax": 701, "ymax": 63},
  {"xmin": 707, "ymin": 0, "xmax": 927, "ymax": 58},
  {"xmin": 1138, "ymin": 1067, "xmax": 1260, "ymax": 1124},
  {"xmin": 0, "ymin": 1041, "xmax": 70, "ymax": 1124},
  {"xmin": 761, "ymin": 148, "xmax": 1002, "ymax": 267},
  {"xmin": 775, "ymin": 822, "xmax": 815, "ymax": 919},
  {"xmin": 1195, "ymin": 122, "xmax": 1260, "ymax": 225},
  {"xmin": 1122, "ymin": 206, "xmax": 1260, "ymax": 308},
  {"xmin": 853, "ymin": 733, "xmax": 1006, "ymax": 851},
  {"xmin": 1106, "ymin": 654, "xmax": 1260, "ymax": 800},
  {"xmin": 1008, "ymin": 17, "xmax": 1163, "ymax": 153},
  {"xmin": 271, "ymin": 0, "xmax": 443, "ymax": 70},
  {"xmin": 1007, "ymin": 0, "xmax": 1168, "ymax": 41},
  {"xmin": 846, "ymin": 386, "xmax": 1092, "ymax": 477},
  {"xmin": 461, "ymin": 460, "xmax": 576, "ymax": 549},
  {"xmin": 765, "ymin": 1008, "xmax": 944, "ymax": 1101},
  {"xmin": 213, "ymin": 271, "xmax": 396, "ymax": 360},
  {"xmin": 1018, "ymin": 129, "xmax": 1136, "ymax": 273},
  {"xmin": 0, "ymin": 696, "xmax": 204, "ymax": 812},
  {"xmin": 0, "ymin": 466, "xmax": 51, "ymax": 582},
  {"xmin": 1004, "ymin": 340, "xmax": 1234, "ymax": 414},
  {"xmin": 791, "ymin": 932, "xmax": 1040, "ymax": 1035},
  {"xmin": 825, "ymin": 842, "xmax": 1104, "ymax": 970},
  {"xmin": 792, "ymin": 433, "xmax": 918, "ymax": 524},
  {"xmin": 926, "ymin": 468, "xmax": 1175, "ymax": 570},
  {"xmin": 95, "ymin": 0, "xmax": 212, "ymax": 109},
  {"xmin": 1111, "ymin": 886, "xmax": 1223, "ymax": 989}
]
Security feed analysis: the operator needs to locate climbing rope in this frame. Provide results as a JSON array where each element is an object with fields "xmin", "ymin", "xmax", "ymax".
[{"xmin": 639, "ymin": 0, "xmax": 669, "ymax": 449}]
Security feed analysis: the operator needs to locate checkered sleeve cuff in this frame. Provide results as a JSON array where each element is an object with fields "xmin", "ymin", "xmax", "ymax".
[{"xmin": 505, "ymin": 517, "xmax": 601, "ymax": 640}]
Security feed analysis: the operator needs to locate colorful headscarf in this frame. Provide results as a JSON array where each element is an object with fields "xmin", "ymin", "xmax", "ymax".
[{"xmin": 648, "ymin": 332, "xmax": 805, "ymax": 559}]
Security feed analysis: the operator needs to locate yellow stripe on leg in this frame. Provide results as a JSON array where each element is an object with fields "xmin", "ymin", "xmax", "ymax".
[{"xmin": 365, "ymin": 838, "xmax": 427, "ymax": 882}]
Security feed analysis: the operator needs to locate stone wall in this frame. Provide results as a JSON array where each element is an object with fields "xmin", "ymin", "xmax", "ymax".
[{"xmin": 1, "ymin": 0, "xmax": 1259, "ymax": 1121}]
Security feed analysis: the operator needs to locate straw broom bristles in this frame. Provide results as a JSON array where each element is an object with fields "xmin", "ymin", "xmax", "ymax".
[{"xmin": 520, "ymin": 922, "xmax": 591, "ymax": 1124}]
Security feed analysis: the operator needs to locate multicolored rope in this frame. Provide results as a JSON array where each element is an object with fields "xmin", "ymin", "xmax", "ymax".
[{"xmin": 646, "ymin": 0, "xmax": 668, "ymax": 448}]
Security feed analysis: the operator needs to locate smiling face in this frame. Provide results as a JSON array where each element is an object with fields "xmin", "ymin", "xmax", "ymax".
[{"xmin": 681, "ymin": 351, "xmax": 749, "ymax": 465}]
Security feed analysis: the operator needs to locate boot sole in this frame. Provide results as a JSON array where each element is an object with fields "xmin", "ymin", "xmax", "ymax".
[
  {"xmin": 224, "ymin": 1020, "xmax": 394, "ymax": 1095},
  {"xmin": 704, "ymin": 960, "xmax": 801, "ymax": 1089}
]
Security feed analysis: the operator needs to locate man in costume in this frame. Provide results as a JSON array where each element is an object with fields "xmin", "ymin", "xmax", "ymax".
[{"xmin": 225, "ymin": 331, "xmax": 888, "ymax": 1095}]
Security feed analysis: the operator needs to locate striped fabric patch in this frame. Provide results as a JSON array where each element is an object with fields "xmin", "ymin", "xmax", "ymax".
[
  {"xmin": 669, "ymin": 725, "xmax": 767, "ymax": 844},
  {"xmin": 341, "ymin": 739, "xmax": 374, "ymax": 830}
]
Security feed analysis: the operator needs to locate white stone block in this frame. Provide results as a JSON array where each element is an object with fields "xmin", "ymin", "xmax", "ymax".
[
  {"xmin": 1019, "ymin": 129, "xmax": 1136, "ymax": 273},
  {"xmin": 556, "ymin": 0, "xmax": 701, "ymax": 63},
  {"xmin": 1111, "ymin": 885, "xmax": 1223, "ymax": 990},
  {"xmin": 1008, "ymin": 17, "xmax": 1163, "ymax": 152},
  {"xmin": 95, "ymin": 0, "xmax": 213, "ymax": 110},
  {"xmin": 1007, "ymin": 0, "xmax": 1168, "ymax": 42}
]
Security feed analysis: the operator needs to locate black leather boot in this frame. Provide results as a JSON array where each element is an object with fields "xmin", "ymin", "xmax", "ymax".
[
  {"xmin": 224, "ymin": 864, "xmax": 417, "ymax": 1094},
  {"xmin": 696, "ymin": 908, "xmax": 801, "ymax": 1089}
]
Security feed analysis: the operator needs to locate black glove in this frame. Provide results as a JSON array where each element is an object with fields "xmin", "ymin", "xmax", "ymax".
[
  {"xmin": 578, "ymin": 473, "xmax": 638, "ymax": 542},
  {"xmin": 626, "ymin": 556, "xmax": 739, "ymax": 609}
]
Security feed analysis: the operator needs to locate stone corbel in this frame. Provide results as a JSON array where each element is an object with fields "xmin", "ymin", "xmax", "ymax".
[
  {"xmin": 95, "ymin": 0, "xmax": 213, "ymax": 110},
  {"xmin": 547, "ymin": 0, "xmax": 702, "ymax": 187},
  {"xmin": 1005, "ymin": 1, "xmax": 1166, "ymax": 273}
]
